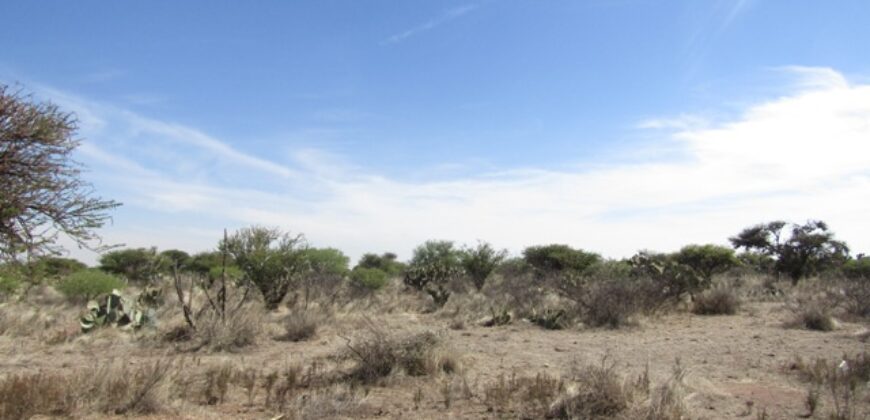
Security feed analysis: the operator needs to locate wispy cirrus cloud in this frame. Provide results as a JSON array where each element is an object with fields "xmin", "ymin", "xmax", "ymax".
[
  {"xmin": 382, "ymin": 4, "xmax": 478, "ymax": 45},
  {"xmin": 26, "ymin": 67, "xmax": 870, "ymax": 265}
]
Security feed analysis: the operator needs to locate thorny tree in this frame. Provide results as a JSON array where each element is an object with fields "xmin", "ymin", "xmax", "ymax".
[{"xmin": 0, "ymin": 85, "xmax": 119, "ymax": 261}]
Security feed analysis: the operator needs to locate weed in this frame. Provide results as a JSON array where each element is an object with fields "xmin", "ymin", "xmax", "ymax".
[
  {"xmin": 276, "ymin": 308, "xmax": 319, "ymax": 342},
  {"xmin": 692, "ymin": 286, "xmax": 741, "ymax": 315}
]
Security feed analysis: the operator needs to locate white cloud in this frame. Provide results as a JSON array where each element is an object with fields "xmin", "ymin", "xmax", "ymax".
[
  {"xmin": 42, "ymin": 67, "xmax": 870, "ymax": 265},
  {"xmin": 382, "ymin": 4, "xmax": 478, "ymax": 45}
]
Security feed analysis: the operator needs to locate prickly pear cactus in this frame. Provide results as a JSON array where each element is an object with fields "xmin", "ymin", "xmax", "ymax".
[{"xmin": 80, "ymin": 287, "xmax": 163, "ymax": 333}]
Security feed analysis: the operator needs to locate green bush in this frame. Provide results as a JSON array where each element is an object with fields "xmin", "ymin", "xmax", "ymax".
[
  {"xmin": 629, "ymin": 251, "xmax": 706, "ymax": 298},
  {"xmin": 221, "ymin": 226, "xmax": 307, "ymax": 310},
  {"xmin": 460, "ymin": 241, "xmax": 507, "ymax": 291},
  {"xmin": 404, "ymin": 241, "xmax": 463, "ymax": 307},
  {"xmin": 674, "ymin": 244, "xmax": 737, "ymax": 282},
  {"xmin": 351, "ymin": 267, "xmax": 389, "ymax": 290},
  {"xmin": 730, "ymin": 220, "xmax": 849, "ymax": 283},
  {"xmin": 207, "ymin": 265, "xmax": 244, "ymax": 283},
  {"xmin": 99, "ymin": 247, "xmax": 162, "ymax": 283},
  {"xmin": 842, "ymin": 257, "xmax": 870, "ymax": 280},
  {"xmin": 522, "ymin": 244, "xmax": 600, "ymax": 274},
  {"xmin": 0, "ymin": 265, "xmax": 22, "ymax": 298},
  {"xmin": 32, "ymin": 256, "xmax": 87, "ymax": 279},
  {"xmin": 737, "ymin": 251, "xmax": 775, "ymax": 274},
  {"xmin": 159, "ymin": 249, "xmax": 191, "ymax": 272},
  {"xmin": 56, "ymin": 269, "xmax": 125, "ymax": 302},
  {"xmin": 187, "ymin": 251, "xmax": 227, "ymax": 276},
  {"xmin": 355, "ymin": 252, "xmax": 405, "ymax": 275},
  {"xmin": 304, "ymin": 248, "xmax": 350, "ymax": 276}
]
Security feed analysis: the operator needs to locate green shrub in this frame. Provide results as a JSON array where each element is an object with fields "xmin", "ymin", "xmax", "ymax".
[
  {"xmin": 737, "ymin": 251, "xmax": 775, "ymax": 274},
  {"xmin": 460, "ymin": 241, "xmax": 507, "ymax": 291},
  {"xmin": 304, "ymin": 248, "xmax": 350, "ymax": 276},
  {"xmin": 32, "ymin": 256, "xmax": 87, "ymax": 279},
  {"xmin": 842, "ymin": 257, "xmax": 870, "ymax": 280},
  {"xmin": 581, "ymin": 259, "xmax": 633, "ymax": 278},
  {"xmin": 355, "ymin": 252, "xmax": 405, "ymax": 275},
  {"xmin": 56, "ymin": 269, "xmax": 125, "ymax": 302},
  {"xmin": 522, "ymin": 244, "xmax": 600, "ymax": 274},
  {"xmin": 207, "ymin": 265, "xmax": 244, "ymax": 283},
  {"xmin": 730, "ymin": 220, "xmax": 849, "ymax": 283},
  {"xmin": 158, "ymin": 249, "xmax": 191, "ymax": 272},
  {"xmin": 221, "ymin": 226, "xmax": 307, "ymax": 310},
  {"xmin": 404, "ymin": 240, "xmax": 463, "ymax": 307},
  {"xmin": 0, "ymin": 266, "xmax": 22, "ymax": 298},
  {"xmin": 351, "ymin": 267, "xmax": 389, "ymax": 290},
  {"xmin": 629, "ymin": 251, "xmax": 706, "ymax": 298},
  {"xmin": 187, "ymin": 251, "xmax": 227, "ymax": 276},
  {"xmin": 99, "ymin": 247, "xmax": 162, "ymax": 283},
  {"xmin": 674, "ymin": 244, "xmax": 737, "ymax": 283}
]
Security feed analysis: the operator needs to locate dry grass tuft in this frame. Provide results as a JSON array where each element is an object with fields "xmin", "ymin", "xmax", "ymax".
[
  {"xmin": 786, "ymin": 304, "xmax": 836, "ymax": 331},
  {"xmin": 692, "ymin": 286, "xmax": 741, "ymax": 315},
  {"xmin": 339, "ymin": 323, "xmax": 459, "ymax": 384},
  {"xmin": 788, "ymin": 352, "xmax": 869, "ymax": 419},
  {"xmin": 275, "ymin": 308, "xmax": 321, "ymax": 342},
  {"xmin": 0, "ymin": 359, "xmax": 175, "ymax": 419}
]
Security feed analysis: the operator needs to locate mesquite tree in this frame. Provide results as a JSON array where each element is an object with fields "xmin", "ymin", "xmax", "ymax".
[{"xmin": 0, "ymin": 85, "xmax": 119, "ymax": 261}]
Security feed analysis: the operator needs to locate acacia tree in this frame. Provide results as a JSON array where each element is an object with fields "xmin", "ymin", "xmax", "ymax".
[
  {"xmin": 220, "ymin": 226, "xmax": 307, "ymax": 310},
  {"xmin": 0, "ymin": 85, "xmax": 119, "ymax": 261},
  {"xmin": 730, "ymin": 220, "xmax": 849, "ymax": 283}
]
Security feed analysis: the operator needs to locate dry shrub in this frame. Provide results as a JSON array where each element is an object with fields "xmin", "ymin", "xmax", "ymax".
[
  {"xmin": 786, "ymin": 304, "xmax": 835, "ymax": 331},
  {"xmin": 482, "ymin": 372, "xmax": 563, "ymax": 417},
  {"xmin": 637, "ymin": 362, "xmax": 689, "ymax": 420},
  {"xmin": 200, "ymin": 362, "xmax": 234, "ymax": 405},
  {"xmin": 192, "ymin": 304, "xmax": 263, "ymax": 351},
  {"xmin": 789, "ymin": 353, "xmax": 869, "ymax": 420},
  {"xmin": 339, "ymin": 324, "xmax": 459, "ymax": 384},
  {"xmin": 275, "ymin": 308, "xmax": 321, "ymax": 342},
  {"xmin": 481, "ymin": 359, "xmax": 688, "ymax": 420},
  {"xmin": 840, "ymin": 279, "xmax": 870, "ymax": 319},
  {"xmin": 549, "ymin": 360, "xmax": 632, "ymax": 418},
  {"xmin": 0, "ymin": 359, "xmax": 175, "ymax": 419},
  {"xmin": 692, "ymin": 286, "xmax": 740, "ymax": 315},
  {"xmin": 578, "ymin": 279, "xmax": 646, "ymax": 328},
  {"xmin": 292, "ymin": 383, "xmax": 370, "ymax": 420}
]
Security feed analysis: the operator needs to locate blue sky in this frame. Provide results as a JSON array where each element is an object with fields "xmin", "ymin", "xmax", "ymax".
[{"xmin": 2, "ymin": 1, "xmax": 869, "ymax": 264}]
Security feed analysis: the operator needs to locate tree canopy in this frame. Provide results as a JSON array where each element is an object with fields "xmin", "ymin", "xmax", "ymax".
[{"xmin": 0, "ymin": 85, "xmax": 119, "ymax": 261}]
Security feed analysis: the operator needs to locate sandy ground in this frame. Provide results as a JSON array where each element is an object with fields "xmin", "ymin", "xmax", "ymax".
[{"xmin": 0, "ymin": 298, "xmax": 868, "ymax": 419}]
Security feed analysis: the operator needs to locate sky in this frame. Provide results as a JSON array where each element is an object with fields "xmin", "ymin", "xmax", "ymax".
[{"xmin": 1, "ymin": 1, "xmax": 869, "ymax": 265}]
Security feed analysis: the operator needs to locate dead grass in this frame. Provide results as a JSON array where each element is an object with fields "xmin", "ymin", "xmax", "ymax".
[
  {"xmin": 481, "ymin": 358, "xmax": 689, "ymax": 420},
  {"xmin": 275, "ymin": 307, "xmax": 322, "ymax": 342},
  {"xmin": 786, "ymin": 304, "xmax": 836, "ymax": 331},
  {"xmin": 788, "ymin": 352, "xmax": 869, "ymax": 419},
  {"xmin": 0, "ymin": 359, "xmax": 175, "ymax": 419},
  {"xmin": 692, "ymin": 286, "xmax": 741, "ymax": 315},
  {"xmin": 338, "ymin": 322, "xmax": 460, "ymax": 384}
]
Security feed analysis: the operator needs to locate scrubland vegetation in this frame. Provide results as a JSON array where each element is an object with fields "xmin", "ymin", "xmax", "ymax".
[
  {"xmin": 2, "ymin": 84, "xmax": 869, "ymax": 418},
  {"xmin": 0, "ymin": 220, "xmax": 868, "ymax": 419}
]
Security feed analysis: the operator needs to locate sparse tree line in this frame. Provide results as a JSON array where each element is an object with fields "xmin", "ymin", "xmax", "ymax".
[{"xmin": 1, "ymin": 220, "xmax": 867, "ymax": 316}]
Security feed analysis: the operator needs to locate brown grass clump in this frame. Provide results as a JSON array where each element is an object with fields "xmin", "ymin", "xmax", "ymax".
[
  {"xmin": 173, "ymin": 304, "xmax": 263, "ymax": 352},
  {"xmin": 339, "ymin": 323, "xmax": 460, "ymax": 384},
  {"xmin": 481, "ymin": 359, "xmax": 689, "ymax": 420},
  {"xmin": 788, "ymin": 352, "xmax": 869, "ymax": 419},
  {"xmin": 549, "ymin": 360, "xmax": 632, "ymax": 418},
  {"xmin": 482, "ymin": 372, "xmax": 564, "ymax": 417},
  {"xmin": 786, "ymin": 304, "xmax": 836, "ymax": 331},
  {"xmin": 275, "ymin": 308, "xmax": 320, "ymax": 342},
  {"xmin": 0, "ymin": 359, "xmax": 175, "ymax": 419},
  {"xmin": 692, "ymin": 286, "xmax": 741, "ymax": 315}
]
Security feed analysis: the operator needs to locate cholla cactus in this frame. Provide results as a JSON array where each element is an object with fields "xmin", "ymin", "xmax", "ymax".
[{"xmin": 80, "ymin": 287, "xmax": 162, "ymax": 332}]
